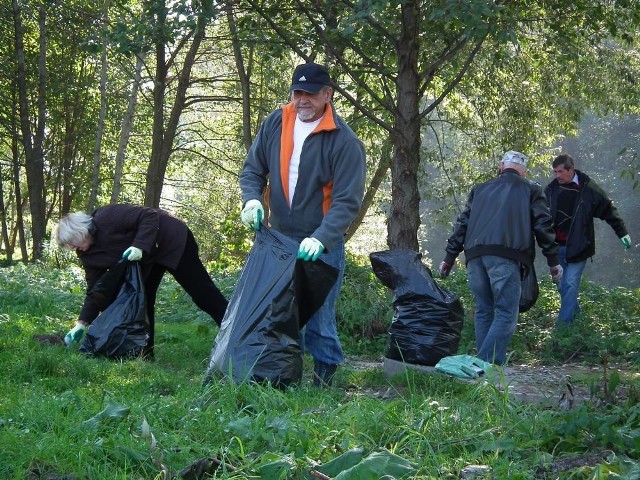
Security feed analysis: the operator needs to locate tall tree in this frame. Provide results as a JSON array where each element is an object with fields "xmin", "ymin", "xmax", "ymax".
[
  {"xmin": 111, "ymin": 53, "xmax": 145, "ymax": 204},
  {"xmin": 143, "ymin": 0, "xmax": 217, "ymax": 207},
  {"xmin": 244, "ymin": 0, "xmax": 640, "ymax": 250},
  {"xmin": 225, "ymin": 2, "xmax": 254, "ymax": 152},
  {"xmin": 13, "ymin": 0, "xmax": 47, "ymax": 260},
  {"xmin": 88, "ymin": 0, "xmax": 111, "ymax": 212}
]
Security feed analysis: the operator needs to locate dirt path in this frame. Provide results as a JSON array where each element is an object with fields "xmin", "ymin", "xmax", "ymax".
[{"xmin": 344, "ymin": 357, "xmax": 636, "ymax": 408}]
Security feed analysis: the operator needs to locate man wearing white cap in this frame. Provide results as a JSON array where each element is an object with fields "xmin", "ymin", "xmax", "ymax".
[
  {"xmin": 439, "ymin": 151, "xmax": 563, "ymax": 365},
  {"xmin": 239, "ymin": 62, "xmax": 366, "ymax": 386}
]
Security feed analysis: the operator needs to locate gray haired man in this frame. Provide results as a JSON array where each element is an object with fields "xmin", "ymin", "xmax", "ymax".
[{"xmin": 439, "ymin": 151, "xmax": 562, "ymax": 365}]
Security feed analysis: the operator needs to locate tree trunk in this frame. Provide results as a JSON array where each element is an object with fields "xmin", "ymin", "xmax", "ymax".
[
  {"xmin": 111, "ymin": 54, "xmax": 144, "ymax": 204},
  {"xmin": 144, "ymin": 0, "xmax": 168, "ymax": 208},
  {"xmin": 12, "ymin": 149, "xmax": 27, "ymax": 262},
  {"xmin": 144, "ymin": 1, "xmax": 211, "ymax": 208},
  {"xmin": 88, "ymin": 0, "xmax": 110, "ymax": 212},
  {"xmin": 387, "ymin": 2, "xmax": 421, "ymax": 251},
  {"xmin": 346, "ymin": 137, "xmax": 392, "ymax": 241},
  {"xmin": 226, "ymin": 3, "xmax": 253, "ymax": 152},
  {"xmin": 13, "ymin": 0, "xmax": 47, "ymax": 261},
  {"xmin": 59, "ymin": 102, "xmax": 75, "ymax": 215},
  {"xmin": 0, "ymin": 163, "xmax": 11, "ymax": 260},
  {"xmin": 2, "ymin": 90, "xmax": 21, "ymax": 262}
]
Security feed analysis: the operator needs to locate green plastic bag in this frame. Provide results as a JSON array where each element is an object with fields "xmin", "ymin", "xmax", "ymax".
[{"xmin": 434, "ymin": 355, "xmax": 493, "ymax": 379}]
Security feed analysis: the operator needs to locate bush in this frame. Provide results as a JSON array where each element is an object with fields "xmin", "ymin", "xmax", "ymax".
[
  {"xmin": 337, "ymin": 252, "xmax": 394, "ymax": 357},
  {"xmin": 438, "ymin": 266, "xmax": 640, "ymax": 367}
]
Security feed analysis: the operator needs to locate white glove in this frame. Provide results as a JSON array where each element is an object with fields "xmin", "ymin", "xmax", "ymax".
[
  {"xmin": 122, "ymin": 246, "xmax": 143, "ymax": 261},
  {"xmin": 620, "ymin": 234, "xmax": 631, "ymax": 249},
  {"xmin": 64, "ymin": 323, "xmax": 87, "ymax": 347},
  {"xmin": 297, "ymin": 237, "xmax": 324, "ymax": 261},
  {"xmin": 550, "ymin": 265, "xmax": 563, "ymax": 284},
  {"xmin": 240, "ymin": 199, "xmax": 264, "ymax": 230}
]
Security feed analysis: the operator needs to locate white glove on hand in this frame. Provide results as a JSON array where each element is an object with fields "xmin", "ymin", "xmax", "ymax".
[
  {"xmin": 64, "ymin": 323, "xmax": 87, "ymax": 347},
  {"xmin": 438, "ymin": 261, "xmax": 452, "ymax": 279},
  {"xmin": 550, "ymin": 265, "xmax": 563, "ymax": 284},
  {"xmin": 240, "ymin": 199, "xmax": 264, "ymax": 230},
  {"xmin": 297, "ymin": 237, "xmax": 324, "ymax": 261},
  {"xmin": 122, "ymin": 246, "xmax": 143, "ymax": 261},
  {"xmin": 620, "ymin": 234, "xmax": 631, "ymax": 249}
]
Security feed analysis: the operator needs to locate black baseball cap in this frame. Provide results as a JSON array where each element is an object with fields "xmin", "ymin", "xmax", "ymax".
[{"xmin": 290, "ymin": 63, "xmax": 331, "ymax": 93}]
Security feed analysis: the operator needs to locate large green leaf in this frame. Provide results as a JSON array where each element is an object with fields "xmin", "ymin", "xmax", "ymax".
[
  {"xmin": 82, "ymin": 400, "xmax": 130, "ymax": 430},
  {"xmin": 315, "ymin": 448, "xmax": 416, "ymax": 480}
]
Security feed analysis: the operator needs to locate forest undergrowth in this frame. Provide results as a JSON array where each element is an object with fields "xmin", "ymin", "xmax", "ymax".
[{"xmin": 0, "ymin": 256, "xmax": 639, "ymax": 479}]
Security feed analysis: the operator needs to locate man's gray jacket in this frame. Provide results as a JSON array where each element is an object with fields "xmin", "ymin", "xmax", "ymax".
[{"xmin": 240, "ymin": 102, "xmax": 366, "ymax": 250}]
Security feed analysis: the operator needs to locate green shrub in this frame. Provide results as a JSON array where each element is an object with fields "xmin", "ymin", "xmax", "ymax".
[{"xmin": 337, "ymin": 252, "xmax": 394, "ymax": 357}]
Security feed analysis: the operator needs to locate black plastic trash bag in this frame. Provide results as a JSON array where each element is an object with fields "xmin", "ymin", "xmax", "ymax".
[
  {"xmin": 87, "ymin": 259, "xmax": 128, "ymax": 310},
  {"xmin": 80, "ymin": 262, "xmax": 149, "ymax": 359},
  {"xmin": 205, "ymin": 227, "xmax": 339, "ymax": 388},
  {"xmin": 519, "ymin": 264, "xmax": 539, "ymax": 313},
  {"xmin": 370, "ymin": 250, "xmax": 464, "ymax": 367}
]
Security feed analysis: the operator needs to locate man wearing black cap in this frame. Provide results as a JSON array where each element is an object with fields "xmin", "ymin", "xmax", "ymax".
[
  {"xmin": 438, "ymin": 151, "xmax": 563, "ymax": 365},
  {"xmin": 239, "ymin": 62, "xmax": 366, "ymax": 386}
]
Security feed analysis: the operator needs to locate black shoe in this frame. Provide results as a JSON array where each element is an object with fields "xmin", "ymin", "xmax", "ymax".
[{"xmin": 313, "ymin": 362, "xmax": 337, "ymax": 387}]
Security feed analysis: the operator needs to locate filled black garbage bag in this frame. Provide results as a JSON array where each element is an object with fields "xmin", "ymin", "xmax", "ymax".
[
  {"xmin": 205, "ymin": 226, "xmax": 338, "ymax": 388},
  {"xmin": 80, "ymin": 262, "xmax": 149, "ymax": 359},
  {"xmin": 370, "ymin": 250, "xmax": 464, "ymax": 366},
  {"xmin": 87, "ymin": 259, "xmax": 128, "ymax": 310}
]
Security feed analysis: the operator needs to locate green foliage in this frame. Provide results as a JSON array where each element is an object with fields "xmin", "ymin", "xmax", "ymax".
[
  {"xmin": 617, "ymin": 118, "xmax": 640, "ymax": 190},
  {"xmin": 525, "ymin": 280, "xmax": 640, "ymax": 365},
  {"xmin": 552, "ymin": 402, "xmax": 640, "ymax": 457},
  {"xmin": 108, "ymin": 0, "xmax": 218, "ymax": 56},
  {"xmin": 1, "ymin": 263, "xmax": 640, "ymax": 478},
  {"xmin": 5, "ymin": 0, "xmax": 640, "ymax": 266},
  {"xmin": 336, "ymin": 252, "xmax": 394, "ymax": 357},
  {"xmin": 439, "ymin": 267, "xmax": 640, "ymax": 367}
]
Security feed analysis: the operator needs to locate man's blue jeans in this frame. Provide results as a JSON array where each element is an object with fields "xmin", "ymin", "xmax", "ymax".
[
  {"xmin": 299, "ymin": 238, "xmax": 345, "ymax": 366},
  {"xmin": 556, "ymin": 246, "xmax": 587, "ymax": 325},
  {"xmin": 467, "ymin": 255, "xmax": 521, "ymax": 365}
]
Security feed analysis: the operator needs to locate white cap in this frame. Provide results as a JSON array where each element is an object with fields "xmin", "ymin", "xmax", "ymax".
[{"xmin": 502, "ymin": 150, "xmax": 529, "ymax": 167}]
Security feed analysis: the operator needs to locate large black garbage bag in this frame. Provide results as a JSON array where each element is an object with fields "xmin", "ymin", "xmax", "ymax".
[
  {"xmin": 80, "ymin": 262, "xmax": 149, "ymax": 359},
  {"xmin": 205, "ymin": 227, "xmax": 339, "ymax": 388},
  {"xmin": 87, "ymin": 259, "xmax": 128, "ymax": 310},
  {"xmin": 370, "ymin": 250, "xmax": 464, "ymax": 366}
]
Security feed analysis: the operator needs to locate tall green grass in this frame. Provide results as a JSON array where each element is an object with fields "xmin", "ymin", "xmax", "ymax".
[{"xmin": 0, "ymin": 260, "xmax": 638, "ymax": 479}]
